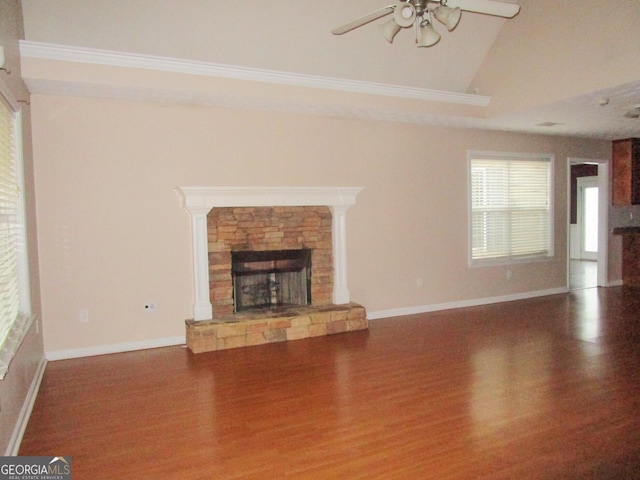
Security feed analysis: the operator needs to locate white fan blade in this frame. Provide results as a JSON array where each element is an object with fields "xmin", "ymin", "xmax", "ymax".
[
  {"xmin": 445, "ymin": 0, "xmax": 520, "ymax": 18},
  {"xmin": 331, "ymin": 5, "xmax": 395, "ymax": 35}
]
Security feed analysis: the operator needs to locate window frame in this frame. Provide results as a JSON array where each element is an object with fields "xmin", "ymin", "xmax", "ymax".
[
  {"xmin": 467, "ymin": 150, "xmax": 555, "ymax": 268},
  {"xmin": 0, "ymin": 79, "xmax": 34, "ymax": 380}
]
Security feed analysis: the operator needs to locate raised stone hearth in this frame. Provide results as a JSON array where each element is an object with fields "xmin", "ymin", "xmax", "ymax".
[{"xmin": 186, "ymin": 303, "xmax": 367, "ymax": 353}]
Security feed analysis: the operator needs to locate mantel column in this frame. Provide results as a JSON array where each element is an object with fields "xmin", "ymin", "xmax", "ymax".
[
  {"xmin": 186, "ymin": 206, "xmax": 213, "ymax": 320},
  {"xmin": 331, "ymin": 204, "xmax": 352, "ymax": 304}
]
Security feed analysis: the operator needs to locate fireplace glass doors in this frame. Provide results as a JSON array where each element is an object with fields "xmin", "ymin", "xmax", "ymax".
[{"xmin": 231, "ymin": 249, "xmax": 312, "ymax": 312}]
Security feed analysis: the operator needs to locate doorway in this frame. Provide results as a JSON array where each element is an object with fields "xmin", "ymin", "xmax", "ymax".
[
  {"xmin": 577, "ymin": 176, "xmax": 598, "ymax": 261},
  {"xmin": 567, "ymin": 158, "xmax": 609, "ymax": 290}
]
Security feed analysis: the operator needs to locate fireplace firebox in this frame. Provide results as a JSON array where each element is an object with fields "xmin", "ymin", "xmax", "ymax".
[{"xmin": 232, "ymin": 249, "xmax": 312, "ymax": 312}]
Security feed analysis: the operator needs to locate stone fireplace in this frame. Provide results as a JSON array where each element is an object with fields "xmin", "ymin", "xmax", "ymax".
[
  {"xmin": 177, "ymin": 187, "xmax": 368, "ymax": 353},
  {"xmin": 208, "ymin": 205, "xmax": 334, "ymax": 316}
]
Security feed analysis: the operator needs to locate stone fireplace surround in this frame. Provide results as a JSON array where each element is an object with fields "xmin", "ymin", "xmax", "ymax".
[
  {"xmin": 209, "ymin": 205, "xmax": 332, "ymax": 316},
  {"xmin": 177, "ymin": 186, "xmax": 368, "ymax": 353}
]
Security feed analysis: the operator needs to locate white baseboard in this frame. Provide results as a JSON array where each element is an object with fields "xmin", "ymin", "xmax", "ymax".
[
  {"xmin": 607, "ymin": 279, "xmax": 624, "ymax": 287},
  {"xmin": 5, "ymin": 356, "xmax": 47, "ymax": 456},
  {"xmin": 367, "ymin": 287, "xmax": 569, "ymax": 320},
  {"xmin": 46, "ymin": 336, "xmax": 186, "ymax": 361}
]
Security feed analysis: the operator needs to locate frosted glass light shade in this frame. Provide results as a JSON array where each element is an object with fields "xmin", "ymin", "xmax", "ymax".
[
  {"xmin": 417, "ymin": 23, "xmax": 441, "ymax": 47},
  {"xmin": 434, "ymin": 6, "xmax": 461, "ymax": 31},
  {"xmin": 379, "ymin": 18, "xmax": 402, "ymax": 43}
]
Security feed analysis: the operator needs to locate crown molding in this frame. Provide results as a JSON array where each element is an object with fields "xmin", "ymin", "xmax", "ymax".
[{"xmin": 19, "ymin": 41, "xmax": 490, "ymax": 107}]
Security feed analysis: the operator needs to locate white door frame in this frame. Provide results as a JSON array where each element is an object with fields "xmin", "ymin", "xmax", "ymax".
[{"xmin": 567, "ymin": 158, "xmax": 609, "ymax": 288}]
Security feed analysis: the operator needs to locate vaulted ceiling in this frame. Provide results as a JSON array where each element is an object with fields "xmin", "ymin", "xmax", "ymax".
[{"xmin": 18, "ymin": 0, "xmax": 640, "ymax": 140}]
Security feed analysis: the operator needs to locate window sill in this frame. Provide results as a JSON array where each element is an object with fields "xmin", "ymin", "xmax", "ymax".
[
  {"xmin": 470, "ymin": 255, "xmax": 554, "ymax": 268},
  {"xmin": 0, "ymin": 313, "xmax": 37, "ymax": 380}
]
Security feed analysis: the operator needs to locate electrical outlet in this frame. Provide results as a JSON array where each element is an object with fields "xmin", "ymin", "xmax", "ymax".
[
  {"xmin": 78, "ymin": 309, "xmax": 89, "ymax": 323},
  {"xmin": 144, "ymin": 302, "xmax": 157, "ymax": 313}
]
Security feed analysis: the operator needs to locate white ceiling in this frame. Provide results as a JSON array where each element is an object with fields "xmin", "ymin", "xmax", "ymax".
[
  {"xmin": 20, "ymin": 0, "xmax": 514, "ymax": 92},
  {"xmin": 482, "ymin": 81, "xmax": 640, "ymax": 140}
]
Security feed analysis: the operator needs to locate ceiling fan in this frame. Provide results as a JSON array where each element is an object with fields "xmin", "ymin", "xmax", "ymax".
[{"xmin": 331, "ymin": 0, "xmax": 520, "ymax": 48}]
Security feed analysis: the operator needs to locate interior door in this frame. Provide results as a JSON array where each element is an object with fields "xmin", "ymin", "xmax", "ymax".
[{"xmin": 577, "ymin": 177, "xmax": 598, "ymax": 261}]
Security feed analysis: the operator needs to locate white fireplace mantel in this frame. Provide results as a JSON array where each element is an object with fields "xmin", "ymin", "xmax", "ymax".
[{"xmin": 177, "ymin": 186, "xmax": 364, "ymax": 321}]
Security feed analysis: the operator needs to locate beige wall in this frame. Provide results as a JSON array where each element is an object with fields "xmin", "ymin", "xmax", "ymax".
[
  {"xmin": 0, "ymin": 0, "xmax": 44, "ymax": 455},
  {"xmin": 31, "ymin": 92, "xmax": 612, "ymax": 354}
]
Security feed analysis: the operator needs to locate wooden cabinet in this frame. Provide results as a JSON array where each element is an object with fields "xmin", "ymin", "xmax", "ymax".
[
  {"xmin": 612, "ymin": 138, "xmax": 640, "ymax": 205},
  {"xmin": 613, "ymin": 228, "xmax": 640, "ymax": 286}
]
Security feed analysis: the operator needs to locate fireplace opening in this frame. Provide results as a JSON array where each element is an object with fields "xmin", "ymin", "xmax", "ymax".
[{"xmin": 232, "ymin": 249, "xmax": 312, "ymax": 312}]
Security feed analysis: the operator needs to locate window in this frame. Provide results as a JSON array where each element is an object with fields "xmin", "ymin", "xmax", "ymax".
[
  {"xmin": 469, "ymin": 152, "xmax": 553, "ymax": 266},
  {"xmin": 0, "ymin": 81, "xmax": 33, "ymax": 379}
]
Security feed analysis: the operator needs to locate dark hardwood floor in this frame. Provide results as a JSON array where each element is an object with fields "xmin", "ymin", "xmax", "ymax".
[{"xmin": 20, "ymin": 287, "xmax": 640, "ymax": 479}]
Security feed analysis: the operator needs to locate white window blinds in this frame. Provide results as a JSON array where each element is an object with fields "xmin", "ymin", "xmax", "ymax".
[
  {"xmin": 0, "ymin": 96, "xmax": 19, "ymax": 349},
  {"xmin": 469, "ymin": 153, "xmax": 553, "ymax": 265}
]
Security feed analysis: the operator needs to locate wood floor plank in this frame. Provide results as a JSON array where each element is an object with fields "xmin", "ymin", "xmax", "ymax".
[{"xmin": 19, "ymin": 287, "xmax": 640, "ymax": 479}]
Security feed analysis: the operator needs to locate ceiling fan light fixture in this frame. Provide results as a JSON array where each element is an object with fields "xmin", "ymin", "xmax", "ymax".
[
  {"xmin": 332, "ymin": 0, "xmax": 520, "ymax": 48},
  {"xmin": 434, "ymin": 6, "xmax": 462, "ymax": 31},
  {"xmin": 417, "ymin": 21, "xmax": 441, "ymax": 47},
  {"xmin": 393, "ymin": 1, "xmax": 416, "ymax": 27},
  {"xmin": 379, "ymin": 18, "xmax": 403, "ymax": 42}
]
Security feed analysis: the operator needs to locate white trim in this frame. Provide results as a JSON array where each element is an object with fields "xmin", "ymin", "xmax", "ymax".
[
  {"xmin": 177, "ymin": 186, "xmax": 363, "ymax": 209},
  {"xmin": 5, "ymin": 357, "xmax": 47, "ymax": 456},
  {"xmin": 176, "ymin": 186, "xmax": 363, "ymax": 320},
  {"xmin": 15, "ymin": 110, "xmax": 32, "ymax": 317},
  {"xmin": 0, "ymin": 102, "xmax": 34, "ymax": 379},
  {"xmin": 596, "ymin": 162, "xmax": 610, "ymax": 286},
  {"xmin": 366, "ymin": 287, "xmax": 569, "ymax": 320},
  {"xmin": 0, "ymin": 315, "xmax": 37, "ymax": 380},
  {"xmin": 19, "ymin": 41, "xmax": 490, "ymax": 107},
  {"xmin": 0, "ymin": 88, "xmax": 33, "ymax": 382},
  {"xmin": 46, "ymin": 336, "xmax": 186, "ymax": 361},
  {"xmin": 330, "ymin": 205, "xmax": 352, "ymax": 304}
]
